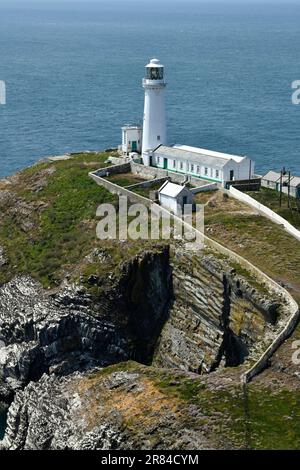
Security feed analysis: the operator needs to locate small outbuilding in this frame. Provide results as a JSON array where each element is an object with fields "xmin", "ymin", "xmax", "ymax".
[
  {"xmin": 261, "ymin": 171, "xmax": 300, "ymax": 199},
  {"xmin": 158, "ymin": 181, "xmax": 194, "ymax": 215},
  {"xmin": 121, "ymin": 125, "xmax": 142, "ymax": 155}
]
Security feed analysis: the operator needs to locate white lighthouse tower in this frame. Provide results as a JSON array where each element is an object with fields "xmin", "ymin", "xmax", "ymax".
[{"xmin": 142, "ymin": 58, "xmax": 167, "ymax": 166}]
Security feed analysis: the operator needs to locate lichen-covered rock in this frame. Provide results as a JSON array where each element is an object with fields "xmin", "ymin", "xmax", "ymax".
[
  {"xmin": 0, "ymin": 365, "xmax": 218, "ymax": 450},
  {"xmin": 0, "ymin": 248, "xmax": 172, "ymax": 400}
]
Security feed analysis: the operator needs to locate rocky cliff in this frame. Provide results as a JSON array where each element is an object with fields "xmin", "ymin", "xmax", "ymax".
[
  {"xmin": 0, "ymin": 362, "xmax": 241, "ymax": 450},
  {"xmin": 0, "ymin": 242, "xmax": 288, "ymax": 449},
  {"xmin": 154, "ymin": 248, "xmax": 282, "ymax": 374},
  {"xmin": 0, "ymin": 248, "xmax": 171, "ymax": 402}
]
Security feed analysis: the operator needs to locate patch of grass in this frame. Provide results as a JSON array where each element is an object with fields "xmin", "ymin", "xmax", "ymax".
[
  {"xmin": 229, "ymin": 262, "xmax": 270, "ymax": 296},
  {"xmin": 83, "ymin": 362, "xmax": 300, "ymax": 449},
  {"xmin": 131, "ymin": 182, "xmax": 162, "ymax": 199},
  {"xmin": 105, "ymin": 173, "xmax": 147, "ymax": 187},
  {"xmin": 0, "ymin": 153, "xmax": 117, "ymax": 287},
  {"xmin": 247, "ymin": 188, "xmax": 300, "ymax": 230},
  {"xmin": 247, "ymin": 386, "xmax": 300, "ymax": 450},
  {"xmin": 204, "ymin": 203, "xmax": 300, "ymax": 305}
]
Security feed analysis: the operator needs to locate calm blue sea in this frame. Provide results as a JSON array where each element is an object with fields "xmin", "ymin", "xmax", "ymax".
[{"xmin": 0, "ymin": 1, "xmax": 300, "ymax": 177}]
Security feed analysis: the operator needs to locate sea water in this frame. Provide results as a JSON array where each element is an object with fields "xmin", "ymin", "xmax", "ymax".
[{"xmin": 0, "ymin": 1, "xmax": 300, "ymax": 177}]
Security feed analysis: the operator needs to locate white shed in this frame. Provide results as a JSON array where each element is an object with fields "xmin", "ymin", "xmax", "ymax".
[
  {"xmin": 158, "ymin": 181, "xmax": 194, "ymax": 215},
  {"xmin": 262, "ymin": 171, "xmax": 300, "ymax": 199},
  {"xmin": 121, "ymin": 125, "xmax": 142, "ymax": 155}
]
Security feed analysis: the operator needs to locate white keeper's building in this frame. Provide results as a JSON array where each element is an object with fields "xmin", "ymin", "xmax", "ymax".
[{"xmin": 121, "ymin": 57, "xmax": 255, "ymax": 188}]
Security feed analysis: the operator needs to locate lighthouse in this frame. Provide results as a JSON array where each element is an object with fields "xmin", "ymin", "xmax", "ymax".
[{"xmin": 142, "ymin": 58, "xmax": 167, "ymax": 165}]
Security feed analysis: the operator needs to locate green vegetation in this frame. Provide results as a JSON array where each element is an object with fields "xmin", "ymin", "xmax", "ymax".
[
  {"xmin": 91, "ymin": 361, "xmax": 300, "ymax": 449},
  {"xmin": 203, "ymin": 190, "xmax": 300, "ymax": 304},
  {"xmin": 131, "ymin": 182, "xmax": 162, "ymax": 199},
  {"xmin": 0, "ymin": 153, "xmax": 117, "ymax": 287},
  {"xmin": 245, "ymin": 387, "xmax": 300, "ymax": 450},
  {"xmin": 247, "ymin": 188, "xmax": 300, "ymax": 230},
  {"xmin": 0, "ymin": 154, "xmax": 171, "ymax": 290},
  {"xmin": 229, "ymin": 262, "xmax": 270, "ymax": 296},
  {"xmin": 105, "ymin": 173, "xmax": 146, "ymax": 187},
  {"xmin": 152, "ymin": 367, "xmax": 300, "ymax": 449}
]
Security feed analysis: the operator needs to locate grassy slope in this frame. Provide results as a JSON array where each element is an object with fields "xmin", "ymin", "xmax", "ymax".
[
  {"xmin": 199, "ymin": 191, "xmax": 300, "ymax": 305},
  {"xmin": 0, "ymin": 153, "xmax": 168, "ymax": 289},
  {"xmin": 89, "ymin": 361, "xmax": 300, "ymax": 450},
  {"xmin": 0, "ymin": 153, "xmax": 118, "ymax": 287},
  {"xmin": 247, "ymin": 187, "xmax": 300, "ymax": 230}
]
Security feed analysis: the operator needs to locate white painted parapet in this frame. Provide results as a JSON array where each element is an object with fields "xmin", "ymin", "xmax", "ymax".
[{"xmin": 191, "ymin": 183, "xmax": 218, "ymax": 194}]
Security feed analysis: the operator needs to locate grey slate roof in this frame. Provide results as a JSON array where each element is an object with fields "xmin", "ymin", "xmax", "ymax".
[
  {"xmin": 262, "ymin": 171, "xmax": 281, "ymax": 183},
  {"xmin": 153, "ymin": 145, "xmax": 229, "ymax": 169},
  {"xmin": 262, "ymin": 171, "xmax": 300, "ymax": 187},
  {"xmin": 158, "ymin": 181, "xmax": 187, "ymax": 197}
]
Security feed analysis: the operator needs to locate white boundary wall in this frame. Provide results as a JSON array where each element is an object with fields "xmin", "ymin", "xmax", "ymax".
[
  {"xmin": 229, "ymin": 186, "xmax": 300, "ymax": 242},
  {"xmin": 191, "ymin": 183, "xmax": 218, "ymax": 194}
]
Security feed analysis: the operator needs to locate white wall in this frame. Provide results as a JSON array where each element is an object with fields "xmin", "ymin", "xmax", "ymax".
[
  {"xmin": 159, "ymin": 194, "xmax": 178, "ymax": 213},
  {"xmin": 223, "ymin": 158, "xmax": 255, "ymax": 182},
  {"xmin": 229, "ymin": 186, "xmax": 300, "ymax": 242},
  {"xmin": 191, "ymin": 183, "xmax": 218, "ymax": 193},
  {"xmin": 142, "ymin": 86, "xmax": 167, "ymax": 157},
  {"xmin": 122, "ymin": 128, "xmax": 142, "ymax": 154},
  {"xmin": 261, "ymin": 180, "xmax": 277, "ymax": 191},
  {"xmin": 152, "ymin": 151, "xmax": 254, "ymax": 187}
]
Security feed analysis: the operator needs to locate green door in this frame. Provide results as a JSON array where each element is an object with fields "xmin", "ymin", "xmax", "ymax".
[
  {"xmin": 132, "ymin": 141, "xmax": 137, "ymax": 151},
  {"xmin": 163, "ymin": 158, "xmax": 168, "ymax": 169}
]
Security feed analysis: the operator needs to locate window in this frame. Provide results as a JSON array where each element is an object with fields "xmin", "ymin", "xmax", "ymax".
[
  {"xmin": 191, "ymin": 164, "xmax": 194, "ymax": 172},
  {"xmin": 147, "ymin": 67, "xmax": 164, "ymax": 80},
  {"xmin": 180, "ymin": 161, "xmax": 183, "ymax": 170},
  {"xmin": 210, "ymin": 168, "xmax": 213, "ymax": 177},
  {"xmin": 204, "ymin": 167, "xmax": 208, "ymax": 176},
  {"xmin": 173, "ymin": 160, "xmax": 176, "ymax": 168},
  {"xmin": 157, "ymin": 135, "xmax": 161, "ymax": 141},
  {"xmin": 216, "ymin": 170, "xmax": 219, "ymax": 178},
  {"xmin": 197, "ymin": 166, "xmax": 200, "ymax": 174},
  {"xmin": 157, "ymin": 157, "xmax": 160, "ymax": 164}
]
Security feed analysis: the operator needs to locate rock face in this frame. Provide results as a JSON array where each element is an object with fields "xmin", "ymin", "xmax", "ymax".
[
  {"xmin": 0, "ymin": 248, "xmax": 172, "ymax": 401},
  {"xmin": 154, "ymin": 249, "xmax": 282, "ymax": 374},
  {"xmin": 0, "ymin": 245, "xmax": 287, "ymax": 450},
  {"xmin": 0, "ymin": 365, "xmax": 217, "ymax": 450}
]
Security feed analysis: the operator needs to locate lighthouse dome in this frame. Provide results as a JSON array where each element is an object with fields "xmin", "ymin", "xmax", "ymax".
[{"xmin": 146, "ymin": 58, "xmax": 164, "ymax": 68}]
